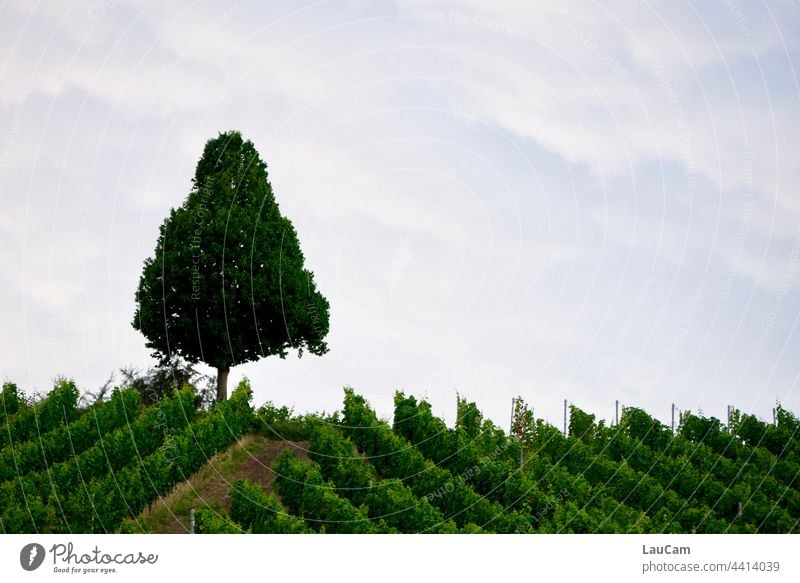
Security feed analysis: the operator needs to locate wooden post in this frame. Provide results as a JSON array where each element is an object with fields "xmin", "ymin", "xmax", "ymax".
[
  {"xmin": 510, "ymin": 397, "xmax": 516, "ymax": 436},
  {"xmin": 563, "ymin": 399, "xmax": 568, "ymax": 436},
  {"xmin": 671, "ymin": 403, "xmax": 675, "ymax": 433},
  {"xmin": 615, "ymin": 399, "xmax": 619, "ymax": 426}
]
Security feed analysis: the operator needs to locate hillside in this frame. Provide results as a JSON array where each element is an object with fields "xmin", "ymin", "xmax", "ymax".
[
  {"xmin": 1, "ymin": 379, "xmax": 798, "ymax": 534},
  {"xmin": 129, "ymin": 435, "xmax": 307, "ymax": 533}
]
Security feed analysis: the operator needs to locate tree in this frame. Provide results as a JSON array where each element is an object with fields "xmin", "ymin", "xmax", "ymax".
[
  {"xmin": 568, "ymin": 405, "xmax": 596, "ymax": 442},
  {"xmin": 133, "ymin": 131, "xmax": 330, "ymax": 401},
  {"xmin": 510, "ymin": 396, "xmax": 535, "ymax": 444}
]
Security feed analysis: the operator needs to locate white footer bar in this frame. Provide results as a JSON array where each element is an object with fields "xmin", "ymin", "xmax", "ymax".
[{"xmin": 0, "ymin": 534, "xmax": 796, "ymax": 582}]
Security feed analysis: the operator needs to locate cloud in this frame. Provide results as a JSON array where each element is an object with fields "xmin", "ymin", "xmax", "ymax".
[{"xmin": 1, "ymin": 0, "xmax": 798, "ymax": 428}]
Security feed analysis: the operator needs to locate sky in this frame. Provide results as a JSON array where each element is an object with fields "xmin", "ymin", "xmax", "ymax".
[{"xmin": 1, "ymin": 0, "xmax": 799, "ymax": 431}]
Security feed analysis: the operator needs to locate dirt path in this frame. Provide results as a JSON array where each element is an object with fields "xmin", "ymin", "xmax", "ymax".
[{"xmin": 135, "ymin": 434, "xmax": 308, "ymax": 533}]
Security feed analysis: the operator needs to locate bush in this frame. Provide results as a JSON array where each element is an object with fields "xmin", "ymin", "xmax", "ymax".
[
  {"xmin": 230, "ymin": 479, "xmax": 306, "ymax": 534},
  {"xmin": 193, "ymin": 509, "xmax": 243, "ymax": 534},
  {"xmin": 119, "ymin": 357, "xmax": 216, "ymax": 409},
  {"xmin": 252, "ymin": 402, "xmax": 307, "ymax": 441}
]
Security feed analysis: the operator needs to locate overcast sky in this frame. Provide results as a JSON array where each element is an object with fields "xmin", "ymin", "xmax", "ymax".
[{"xmin": 1, "ymin": 0, "xmax": 799, "ymax": 430}]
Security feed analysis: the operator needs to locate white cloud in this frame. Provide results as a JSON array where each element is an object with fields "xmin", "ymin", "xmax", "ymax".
[{"xmin": 1, "ymin": 0, "xmax": 798, "ymax": 427}]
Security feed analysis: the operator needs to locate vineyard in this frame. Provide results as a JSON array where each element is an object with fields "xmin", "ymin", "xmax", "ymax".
[{"xmin": 1, "ymin": 380, "xmax": 798, "ymax": 534}]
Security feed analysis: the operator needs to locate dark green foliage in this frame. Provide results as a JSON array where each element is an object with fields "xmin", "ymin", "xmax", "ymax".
[
  {"xmin": 117, "ymin": 519, "xmax": 151, "ymax": 533},
  {"xmin": 119, "ymin": 357, "xmax": 215, "ymax": 408},
  {"xmin": 510, "ymin": 396, "xmax": 535, "ymax": 444},
  {"xmin": 393, "ymin": 392, "xmax": 456, "ymax": 467},
  {"xmin": 230, "ymin": 479, "xmax": 306, "ymax": 533},
  {"xmin": 193, "ymin": 508, "xmax": 244, "ymax": 534},
  {"xmin": 569, "ymin": 405, "xmax": 596, "ymax": 442},
  {"xmin": 0, "ymin": 388, "xmax": 141, "ymax": 482},
  {"xmin": 132, "ymin": 131, "xmax": 330, "ymax": 400},
  {"xmin": 393, "ymin": 391, "xmax": 541, "ymax": 521},
  {"xmin": 252, "ymin": 401, "xmax": 307, "ymax": 441},
  {"xmin": 305, "ymin": 418, "xmax": 458, "ymax": 532},
  {"xmin": 620, "ymin": 406, "xmax": 671, "ymax": 450},
  {"xmin": 50, "ymin": 380, "xmax": 253, "ymax": 533},
  {"xmin": 389, "ymin": 390, "xmax": 799, "ymax": 534},
  {"xmin": 0, "ymin": 388, "xmax": 196, "ymax": 531},
  {"xmin": 0, "ymin": 379, "xmax": 79, "ymax": 451},
  {"xmin": 272, "ymin": 449, "xmax": 385, "ymax": 533},
  {"xmin": 362, "ymin": 480, "xmax": 460, "ymax": 533},
  {"xmin": 344, "ymin": 389, "xmax": 528, "ymax": 532},
  {"xmin": 456, "ymin": 395, "xmax": 483, "ymax": 438},
  {"xmin": 776, "ymin": 405, "xmax": 799, "ymax": 433},
  {"xmin": 0, "ymin": 382, "xmax": 23, "ymax": 418},
  {"xmin": 1, "ymin": 378, "xmax": 797, "ymax": 534}
]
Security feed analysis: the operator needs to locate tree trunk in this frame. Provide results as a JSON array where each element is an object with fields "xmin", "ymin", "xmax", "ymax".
[{"xmin": 216, "ymin": 366, "xmax": 230, "ymax": 402}]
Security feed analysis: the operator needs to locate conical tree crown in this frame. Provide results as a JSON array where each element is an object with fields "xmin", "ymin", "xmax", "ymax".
[{"xmin": 133, "ymin": 131, "xmax": 330, "ymax": 375}]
